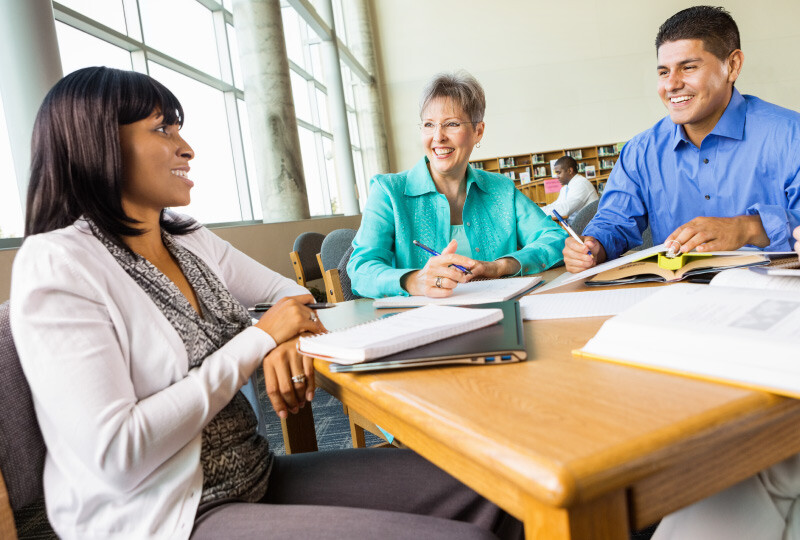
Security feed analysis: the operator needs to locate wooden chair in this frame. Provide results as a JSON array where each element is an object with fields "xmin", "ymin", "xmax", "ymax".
[
  {"xmin": 315, "ymin": 231, "xmax": 400, "ymax": 449},
  {"xmin": 289, "ymin": 232, "xmax": 325, "ymax": 287},
  {"xmin": 316, "ymin": 229, "xmax": 356, "ymax": 303},
  {"xmin": 0, "ymin": 301, "xmax": 56, "ymax": 539}
]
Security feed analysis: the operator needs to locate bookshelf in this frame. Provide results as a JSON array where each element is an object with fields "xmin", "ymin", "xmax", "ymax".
[{"xmin": 470, "ymin": 142, "xmax": 625, "ymax": 206}]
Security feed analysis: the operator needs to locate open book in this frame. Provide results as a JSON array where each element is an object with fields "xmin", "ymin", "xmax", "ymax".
[
  {"xmin": 587, "ymin": 251, "xmax": 767, "ymax": 286},
  {"xmin": 574, "ymin": 276, "xmax": 800, "ymax": 398},
  {"xmin": 297, "ymin": 304, "xmax": 503, "ymax": 364},
  {"xmin": 373, "ymin": 276, "xmax": 542, "ymax": 308}
]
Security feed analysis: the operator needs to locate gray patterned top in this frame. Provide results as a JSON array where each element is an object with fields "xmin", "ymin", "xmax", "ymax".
[{"xmin": 89, "ymin": 221, "xmax": 272, "ymax": 505}]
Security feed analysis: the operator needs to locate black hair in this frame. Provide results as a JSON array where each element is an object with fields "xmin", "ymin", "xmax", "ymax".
[
  {"xmin": 25, "ymin": 66, "xmax": 198, "ymax": 240},
  {"xmin": 655, "ymin": 6, "xmax": 740, "ymax": 61},
  {"xmin": 555, "ymin": 156, "xmax": 578, "ymax": 173}
]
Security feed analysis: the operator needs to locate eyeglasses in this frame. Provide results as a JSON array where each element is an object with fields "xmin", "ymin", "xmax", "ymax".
[{"xmin": 418, "ymin": 121, "xmax": 476, "ymax": 135}]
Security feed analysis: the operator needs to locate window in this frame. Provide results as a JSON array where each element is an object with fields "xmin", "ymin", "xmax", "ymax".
[
  {"xmin": 0, "ymin": 0, "xmax": 375, "ymax": 240},
  {"xmin": 0, "ymin": 94, "xmax": 23, "ymax": 239}
]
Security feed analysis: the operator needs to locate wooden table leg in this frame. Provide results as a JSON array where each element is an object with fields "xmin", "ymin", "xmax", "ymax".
[
  {"xmin": 281, "ymin": 403, "xmax": 318, "ymax": 454},
  {"xmin": 524, "ymin": 490, "xmax": 629, "ymax": 540}
]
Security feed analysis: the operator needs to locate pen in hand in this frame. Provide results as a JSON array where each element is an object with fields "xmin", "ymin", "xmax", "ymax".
[
  {"xmin": 412, "ymin": 240, "xmax": 473, "ymax": 275},
  {"xmin": 551, "ymin": 210, "xmax": 593, "ymax": 256}
]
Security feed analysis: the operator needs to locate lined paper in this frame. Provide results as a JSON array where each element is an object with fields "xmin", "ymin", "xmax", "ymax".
[{"xmin": 520, "ymin": 288, "xmax": 660, "ymax": 320}]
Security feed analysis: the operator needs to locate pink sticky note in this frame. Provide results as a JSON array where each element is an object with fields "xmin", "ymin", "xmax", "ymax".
[{"xmin": 544, "ymin": 178, "xmax": 562, "ymax": 194}]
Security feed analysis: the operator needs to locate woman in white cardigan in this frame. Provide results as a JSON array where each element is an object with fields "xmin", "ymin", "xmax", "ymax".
[{"xmin": 10, "ymin": 67, "xmax": 520, "ymax": 540}]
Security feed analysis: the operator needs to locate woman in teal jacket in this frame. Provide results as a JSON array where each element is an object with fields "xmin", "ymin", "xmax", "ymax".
[{"xmin": 348, "ymin": 72, "xmax": 567, "ymax": 299}]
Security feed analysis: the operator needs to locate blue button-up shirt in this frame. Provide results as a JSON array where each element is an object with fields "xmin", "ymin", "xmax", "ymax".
[
  {"xmin": 348, "ymin": 157, "xmax": 567, "ymax": 298},
  {"xmin": 584, "ymin": 89, "xmax": 800, "ymax": 260}
]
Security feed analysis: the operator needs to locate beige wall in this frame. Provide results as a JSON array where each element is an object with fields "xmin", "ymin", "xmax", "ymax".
[
  {"xmin": 370, "ymin": 0, "xmax": 800, "ymax": 172},
  {"xmin": 0, "ymin": 214, "xmax": 361, "ymax": 303}
]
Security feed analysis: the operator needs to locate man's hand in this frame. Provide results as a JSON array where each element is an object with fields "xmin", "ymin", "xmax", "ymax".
[
  {"xmin": 666, "ymin": 215, "xmax": 769, "ymax": 253},
  {"xmin": 563, "ymin": 236, "xmax": 606, "ymax": 273},
  {"xmin": 793, "ymin": 226, "xmax": 800, "ymax": 256}
]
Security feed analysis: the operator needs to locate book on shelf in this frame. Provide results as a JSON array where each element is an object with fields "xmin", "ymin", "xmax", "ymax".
[
  {"xmin": 328, "ymin": 301, "xmax": 527, "ymax": 373},
  {"xmin": 519, "ymin": 169, "xmax": 532, "ymax": 185},
  {"xmin": 566, "ymin": 149, "xmax": 583, "ymax": 159},
  {"xmin": 503, "ymin": 171, "xmax": 516, "ymax": 179},
  {"xmin": 298, "ymin": 304, "xmax": 503, "ymax": 364},
  {"xmin": 600, "ymin": 159, "xmax": 616, "ymax": 170},
  {"xmin": 574, "ymin": 274, "xmax": 800, "ymax": 398},
  {"xmin": 550, "ymin": 159, "xmax": 559, "ymax": 177},
  {"xmin": 472, "ymin": 162, "xmax": 484, "ymax": 170},
  {"xmin": 584, "ymin": 165, "xmax": 596, "ymax": 179},
  {"xmin": 532, "ymin": 153, "xmax": 544, "ymax": 164},
  {"xmin": 373, "ymin": 276, "xmax": 542, "ymax": 308},
  {"xmin": 534, "ymin": 165, "xmax": 547, "ymax": 178}
]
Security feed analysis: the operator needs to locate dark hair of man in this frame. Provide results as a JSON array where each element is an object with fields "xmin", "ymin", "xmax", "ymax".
[
  {"xmin": 655, "ymin": 6, "xmax": 740, "ymax": 61},
  {"xmin": 555, "ymin": 156, "xmax": 578, "ymax": 173},
  {"xmin": 25, "ymin": 66, "xmax": 198, "ymax": 243}
]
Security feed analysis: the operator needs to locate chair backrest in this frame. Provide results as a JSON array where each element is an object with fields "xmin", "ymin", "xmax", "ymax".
[
  {"xmin": 569, "ymin": 199, "xmax": 600, "ymax": 236},
  {"xmin": 337, "ymin": 246, "xmax": 361, "ymax": 302},
  {"xmin": 290, "ymin": 232, "xmax": 325, "ymax": 286},
  {"xmin": 318, "ymin": 229, "xmax": 356, "ymax": 273},
  {"xmin": 0, "ymin": 301, "xmax": 48, "ymax": 537}
]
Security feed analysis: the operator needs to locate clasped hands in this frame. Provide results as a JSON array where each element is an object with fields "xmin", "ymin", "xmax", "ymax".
[
  {"xmin": 253, "ymin": 294, "xmax": 327, "ymax": 419},
  {"xmin": 563, "ymin": 215, "xmax": 770, "ymax": 273},
  {"xmin": 402, "ymin": 239, "xmax": 520, "ymax": 297}
]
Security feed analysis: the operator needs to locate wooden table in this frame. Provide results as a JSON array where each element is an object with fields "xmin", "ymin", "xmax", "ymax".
[{"xmin": 294, "ymin": 270, "xmax": 800, "ymax": 539}]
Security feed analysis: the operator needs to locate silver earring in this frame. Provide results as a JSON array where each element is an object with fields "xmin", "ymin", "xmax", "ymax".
[{"xmin": 476, "ymin": 142, "xmax": 481, "ymax": 148}]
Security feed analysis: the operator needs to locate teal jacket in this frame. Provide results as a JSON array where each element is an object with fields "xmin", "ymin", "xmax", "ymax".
[{"xmin": 348, "ymin": 157, "xmax": 568, "ymax": 298}]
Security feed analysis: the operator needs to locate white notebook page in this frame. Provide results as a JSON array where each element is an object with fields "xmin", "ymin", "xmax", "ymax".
[
  {"xmin": 520, "ymin": 288, "xmax": 660, "ymax": 320},
  {"xmin": 373, "ymin": 276, "xmax": 541, "ymax": 308}
]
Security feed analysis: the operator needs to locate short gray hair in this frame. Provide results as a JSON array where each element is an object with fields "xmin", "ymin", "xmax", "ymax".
[{"xmin": 419, "ymin": 71, "xmax": 486, "ymax": 124}]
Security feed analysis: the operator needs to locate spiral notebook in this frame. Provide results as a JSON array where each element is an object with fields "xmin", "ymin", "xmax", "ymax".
[
  {"xmin": 329, "ymin": 301, "xmax": 527, "ymax": 373},
  {"xmin": 297, "ymin": 304, "xmax": 503, "ymax": 364}
]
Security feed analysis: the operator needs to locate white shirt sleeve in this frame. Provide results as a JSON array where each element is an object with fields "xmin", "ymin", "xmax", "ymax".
[{"xmin": 10, "ymin": 233, "xmax": 278, "ymax": 492}]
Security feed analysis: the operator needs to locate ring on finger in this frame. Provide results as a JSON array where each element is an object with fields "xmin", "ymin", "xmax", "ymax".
[
  {"xmin": 435, "ymin": 276, "xmax": 443, "ymax": 288},
  {"xmin": 309, "ymin": 313, "xmax": 318, "ymax": 322},
  {"xmin": 291, "ymin": 374, "xmax": 307, "ymax": 384}
]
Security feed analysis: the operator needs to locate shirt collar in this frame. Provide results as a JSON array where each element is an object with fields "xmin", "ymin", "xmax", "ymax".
[
  {"xmin": 404, "ymin": 156, "xmax": 489, "ymax": 196},
  {"xmin": 672, "ymin": 87, "xmax": 746, "ymax": 149}
]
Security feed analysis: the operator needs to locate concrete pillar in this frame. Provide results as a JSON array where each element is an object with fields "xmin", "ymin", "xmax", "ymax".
[
  {"xmin": 0, "ymin": 0, "xmax": 62, "ymax": 208},
  {"xmin": 232, "ymin": 0, "xmax": 310, "ymax": 222},
  {"xmin": 317, "ymin": 0, "xmax": 359, "ymax": 216},
  {"xmin": 346, "ymin": 0, "xmax": 390, "ymax": 179}
]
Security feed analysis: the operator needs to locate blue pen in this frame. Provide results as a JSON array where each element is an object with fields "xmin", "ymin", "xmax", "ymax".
[
  {"xmin": 412, "ymin": 240, "xmax": 473, "ymax": 275},
  {"xmin": 551, "ymin": 210, "xmax": 593, "ymax": 256}
]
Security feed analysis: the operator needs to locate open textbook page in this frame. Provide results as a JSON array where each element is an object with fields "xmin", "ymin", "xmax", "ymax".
[
  {"xmin": 575, "ymin": 284, "xmax": 800, "ymax": 398},
  {"xmin": 373, "ymin": 276, "xmax": 541, "ymax": 308}
]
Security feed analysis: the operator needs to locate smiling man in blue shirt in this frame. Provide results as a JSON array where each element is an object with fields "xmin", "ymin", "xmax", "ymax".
[{"xmin": 564, "ymin": 6, "xmax": 800, "ymax": 273}]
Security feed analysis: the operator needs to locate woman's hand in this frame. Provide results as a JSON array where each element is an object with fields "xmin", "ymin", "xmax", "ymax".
[
  {"xmin": 254, "ymin": 294, "xmax": 326, "ymax": 344},
  {"xmin": 467, "ymin": 257, "xmax": 520, "ymax": 280},
  {"xmin": 402, "ymin": 240, "xmax": 474, "ymax": 297},
  {"xmin": 263, "ymin": 336, "xmax": 315, "ymax": 419}
]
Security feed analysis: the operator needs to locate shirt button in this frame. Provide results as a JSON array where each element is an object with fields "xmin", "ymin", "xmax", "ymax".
[
  {"xmin": 703, "ymin": 158, "xmax": 709, "ymax": 164},
  {"xmin": 466, "ymin": 222, "xmax": 471, "ymax": 226},
  {"xmin": 475, "ymin": 248, "xmax": 480, "ymax": 253},
  {"xmin": 705, "ymin": 194, "xmax": 711, "ymax": 200}
]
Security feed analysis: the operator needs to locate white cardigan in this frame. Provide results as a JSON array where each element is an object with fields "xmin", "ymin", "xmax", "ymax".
[{"xmin": 9, "ymin": 217, "xmax": 308, "ymax": 539}]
